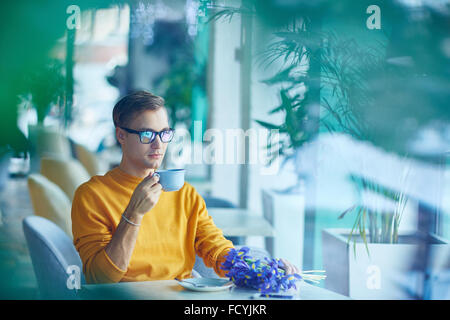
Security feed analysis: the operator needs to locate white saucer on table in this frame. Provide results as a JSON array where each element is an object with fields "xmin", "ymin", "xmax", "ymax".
[{"xmin": 176, "ymin": 278, "xmax": 234, "ymax": 292}]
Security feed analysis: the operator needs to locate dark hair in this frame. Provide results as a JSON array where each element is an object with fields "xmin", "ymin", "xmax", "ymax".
[{"xmin": 112, "ymin": 90, "xmax": 165, "ymax": 128}]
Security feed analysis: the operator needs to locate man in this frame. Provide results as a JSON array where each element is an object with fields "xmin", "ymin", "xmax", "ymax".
[{"xmin": 72, "ymin": 90, "xmax": 299, "ymax": 284}]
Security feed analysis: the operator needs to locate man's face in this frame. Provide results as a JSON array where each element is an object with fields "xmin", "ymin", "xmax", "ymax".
[{"xmin": 117, "ymin": 108, "xmax": 170, "ymax": 171}]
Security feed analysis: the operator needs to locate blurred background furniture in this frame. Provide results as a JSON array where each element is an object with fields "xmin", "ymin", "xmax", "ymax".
[
  {"xmin": 262, "ymin": 189, "xmax": 305, "ymax": 270},
  {"xmin": 22, "ymin": 216, "xmax": 85, "ymax": 299},
  {"xmin": 40, "ymin": 156, "xmax": 91, "ymax": 201},
  {"xmin": 27, "ymin": 173, "xmax": 72, "ymax": 238},
  {"xmin": 427, "ymin": 270, "xmax": 450, "ymax": 299},
  {"xmin": 208, "ymin": 207, "xmax": 274, "ymax": 238},
  {"xmin": 203, "ymin": 196, "xmax": 244, "ymax": 245},
  {"xmin": 204, "ymin": 196, "xmax": 236, "ymax": 209},
  {"xmin": 28, "ymin": 125, "xmax": 72, "ymax": 172},
  {"xmin": 73, "ymin": 142, "xmax": 106, "ymax": 177}
]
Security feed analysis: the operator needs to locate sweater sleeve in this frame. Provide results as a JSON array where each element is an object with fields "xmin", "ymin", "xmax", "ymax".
[
  {"xmin": 191, "ymin": 188, "xmax": 234, "ymax": 277},
  {"xmin": 71, "ymin": 184, "xmax": 126, "ymax": 284}
]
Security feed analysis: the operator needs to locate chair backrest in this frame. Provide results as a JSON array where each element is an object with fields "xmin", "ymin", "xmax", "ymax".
[
  {"xmin": 28, "ymin": 125, "xmax": 72, "ymax": 159},
  {"xmin": 40, "ymin": 156, "xmax": 91, "ymax": 201},
  {"xmin": 27, "ymin": 173, "xmax": 72, "ymax": 238},
  {"xmin": 22, "ymin": 216, "xmax": 85, "ymax": 299},
  {"xmin": 74, "ymin": 143, "xmax": 103, "ymax": 177},
  {"xmin": 203, "ymin": 196, "xmax": 236, "ymax": 209},
  {"xmin": 203, "ymin": 196, "xmax": 243, "ymax": 246}
]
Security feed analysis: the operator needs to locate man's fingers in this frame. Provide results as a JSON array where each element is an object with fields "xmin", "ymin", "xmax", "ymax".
[
  {"xmin": 151, "ymin": 182, "xmax": 163, "ymax": 193},
  {"xmin": 294, "ymin": 265, "xmax": 301, "ymax": 274},
  {"xmin": 280, "ymin": 258, "xmax": 290, "ymax": 273},
  {"xmin": 287, "ymin": 266, "xmax": 294, "ymax": 274},
  {"xmin": 280, "ymin": 258, "xmax": 298, "ymax": 275},
  {"xmin": 142, "ymin": 172, "xmax": 160, "ymax": 187}
]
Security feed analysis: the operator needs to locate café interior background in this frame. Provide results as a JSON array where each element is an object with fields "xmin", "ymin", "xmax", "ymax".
[{"xmin": 0, "ymin": 0, "xmax": 449, "ymax": 299}]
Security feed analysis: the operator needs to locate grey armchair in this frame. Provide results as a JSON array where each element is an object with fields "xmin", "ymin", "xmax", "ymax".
[{"xmin": 23, "ymin": 216, "xmax": 85, "ymax": 299}]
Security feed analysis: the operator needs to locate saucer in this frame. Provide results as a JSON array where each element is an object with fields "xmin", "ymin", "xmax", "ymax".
[{"xmin": 176, "ymin": 278, "xmax": 234, "ymax": 292}]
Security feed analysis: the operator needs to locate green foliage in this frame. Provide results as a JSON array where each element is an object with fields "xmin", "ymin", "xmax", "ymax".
[
  {"xmin": 339, "ymin": 174, "xmax": 409, "ymax": 256},
  {"xmin": 23, "ymin": 59, "xmax": 66, "ymax": 124},
  {"xmin": 207, "ymin": 0, "xmax": 450, "ymax": 157},
  {"xmin": 206, "ymin": 1, "xmax": 445, "ymax": 255},
  {"xmin": 152, "ymin": 27, "xmax": 208, "ymax": 129},
  {"xmin": 208, "ymin": 2, "xmax": 385, "ymax": 159},
  {"xmin": 0, "ymin": 0, "xmax": 118, "ymax": 155},
  {"xmin": 206, "ymin": 2, "xmax": 317, "ymax": 158},
  {"xmin": 254, "ymin": 25, "xmax": 387, "ymax": 149},
  {"xmin": 155, "ymin": 59, "xmax": 204, "ymax": 129},
  {"xmin": 319, "ymin": 33, "xmax": 386, "ymax": 140},
  {"xmin": 254, "ymin": 87, "xmax": 315, "ymax": 160}
]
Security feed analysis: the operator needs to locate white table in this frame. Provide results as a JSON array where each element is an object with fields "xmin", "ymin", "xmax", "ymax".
[
  {"xmin": 80, "ymin": 279, "xmax": 350, "ymax": 300},
  {"xmin": 207, "ymin": 208, "xmax": 275, "ymax": 237}
]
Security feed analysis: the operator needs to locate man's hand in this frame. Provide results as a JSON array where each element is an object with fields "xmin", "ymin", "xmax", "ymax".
[
  {"xmin": 124, "ymin": 173, "xmax": 162, "ymax": 218},
  {"xmin": 279, "ymin": 258, "xmax": 301, "ymax": 275},
  {"xmin": 105, "ymin": 173, "xmax": 162, "ymax": 271}
]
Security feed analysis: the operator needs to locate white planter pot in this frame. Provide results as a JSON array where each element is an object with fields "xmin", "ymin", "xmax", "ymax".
[
  {"xmin": 28, "ymin": 124, "xmax": 72, "ymax": 172},
  {"xmin": 322, "ymin": 228, "xmax": 450, "ymax": 299},
  {"xmin": 0, "ymin": 152, "xmax": 12, "ymax": 190},
  {"xmin": 262, "ymin": 189, "xmax": 305, "ymax": 269}
]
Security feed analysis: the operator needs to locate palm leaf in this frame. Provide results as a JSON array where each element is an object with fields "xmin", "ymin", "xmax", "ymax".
[
  {"xmin": 260, "ymin": 65, "xmax": 296, "ymax": 85},
  {"xmin": 338, "ymin": 205, "xmax": 356, "ymax": 219},
  {"xmin": 254, "ymin": 119, "xmax": 283, "ymax": 131}
]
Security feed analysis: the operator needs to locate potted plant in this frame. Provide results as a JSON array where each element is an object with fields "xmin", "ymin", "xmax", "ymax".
[
  {"xmin": 147, "ymin": 19, "xmax": 199, "ymax": 131},
  {"xmin": 207, "ymin": 1, "xmax": 450, "ymax": 300},
  {"xmin": 24, "ymin": 59, "xmax": 65, "ymax": 125},
  {"xmin": 154, "ymin": 53, "xmax": 199, "ymax": 131},
  {"xmin": 23, "ymin": 58, "xmax": 70, "ymax": 171},
  {"xmin": 145, "ymin": 19, "xmax": 208, "ymax": 170},
  {"xmin": 252, "ymin": 64, "xmax": 317, "ymax": 267},
  {"xmin": 0, "ymin": 146, "xmax": 13, "ymax": 191},
  {"xmin": 0, "ymin": 97, "xmax": 30, "ymax": 189},
  {"xmin": 205, "ymin": 2, "xmax": 325, "ymax": 268},
  {"xmin": 322, "ymin": 173, "xmax": 449, "ymax": 299}
]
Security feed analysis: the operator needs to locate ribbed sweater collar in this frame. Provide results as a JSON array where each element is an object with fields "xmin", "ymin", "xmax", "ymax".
[{"xmin": 109, "ymin": 166, "xmax": 144, "ymax": 186}]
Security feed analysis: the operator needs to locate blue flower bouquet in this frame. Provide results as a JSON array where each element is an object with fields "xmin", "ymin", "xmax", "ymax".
[{"xmin": 221, "ymin": 247, "xmax": 326, "ymax": 294}]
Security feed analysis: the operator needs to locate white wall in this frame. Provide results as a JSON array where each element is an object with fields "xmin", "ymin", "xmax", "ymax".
[
  {"xmin": 209, "ymin": 12, "xmax": 243, "ymax": 206},
  {"xmin": 209, "ymin": 7, "xmax": 300, "ymax": 208},
  {"xmin": 245, "ymin": 17, "xmax": 301, "ymax": 248},
  {"xmin": 247, "ymin": 22, "xmax": 298, "ymax": 202}
]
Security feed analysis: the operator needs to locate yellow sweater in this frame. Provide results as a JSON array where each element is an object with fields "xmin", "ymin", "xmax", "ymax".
[{"xmin": 71, "ymin": 167, "xmax": 234, "ymax": 284}]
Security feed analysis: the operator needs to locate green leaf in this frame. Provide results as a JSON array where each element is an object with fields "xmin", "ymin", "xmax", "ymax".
[
  {"xmin": 268, "ymin": 104, "xmax": 285, "ymax": 115},
  {"xmin": 254, "ymin": 119, "xmax": 282, "ymax": 130},
  {"xmin": 361, "ymin": 209, "xmax": 370, "ymax": 258},
  {"xmin": 338, "ymin": 205, "xmax": 356, "ymax": 219},
  {"xmin": 260, "ymin": 65, "xmax": 296, "ymax": 85},
  {"xmin": 347, "ymin": 207, "xmax": 362, "ymax": 245}
]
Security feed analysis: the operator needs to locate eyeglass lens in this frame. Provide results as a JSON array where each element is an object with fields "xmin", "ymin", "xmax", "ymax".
[{"xmin": 140, "ymin": 130, "xmax": 173, "ymax": 144}]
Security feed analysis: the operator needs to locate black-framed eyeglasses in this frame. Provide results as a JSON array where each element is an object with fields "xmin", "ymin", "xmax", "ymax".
[{"xmin": 119, "ymin": 127, "xmax": 175, "ymax": 144}]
